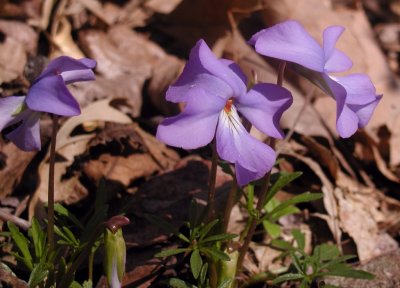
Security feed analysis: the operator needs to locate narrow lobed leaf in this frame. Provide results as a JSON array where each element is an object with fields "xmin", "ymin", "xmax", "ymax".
[
  {"xmin": 155, "ymin": 248, "xmax": 189, "ymax": 258},
  {"xmin": 190, "ymin": 249, "xmax": 203, "ymax": 279}
]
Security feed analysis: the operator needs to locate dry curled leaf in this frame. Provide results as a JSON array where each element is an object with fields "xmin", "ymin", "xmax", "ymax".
[
  {"xmin": 0, "ymin": 143, "xmax": 36, "ymax": 200},
  {"xmin": 29, "ymin": 99, "xmax": 132, "ymax": 219}
]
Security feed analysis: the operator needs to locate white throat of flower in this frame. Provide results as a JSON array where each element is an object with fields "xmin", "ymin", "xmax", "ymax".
[{"xmin": 219, "ymin": 100, "xmax": 242, "ymax": 136}]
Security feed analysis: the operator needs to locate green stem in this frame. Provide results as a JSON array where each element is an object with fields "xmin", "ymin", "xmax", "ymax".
[
  {"xmin": 89, "ymin": 252, "xmax": 94, "ymax": 281},
  {"xmin": 236, "ymin": 139, "xmax": 275, "ymax": 273},
  {"xmin": 47, "ymin": 115, "xmax": 59, "ymax": 252},
  {"xmin": 236, "ymin": 61, "xmax": 286, "ymax": 276},
  {"xmin": 222, "ymin": 178, "xmax": 238, "ymax": 233},
  {"xmin": 207, "ymin": 139, "xmax": 218, "ymax": 221}
]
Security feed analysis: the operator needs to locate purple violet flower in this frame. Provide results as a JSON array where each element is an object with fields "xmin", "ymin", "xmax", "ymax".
[
  {"xmin": 249, "ymin": 20, "xmax": 382, "ymax": 138},
  {"xmin": 156, "ymin": 40, "xmax": 292, "ymax": 186},
  {"xmin": 0, "ymin": 56, "xmax": 96, "ymax": 151}
]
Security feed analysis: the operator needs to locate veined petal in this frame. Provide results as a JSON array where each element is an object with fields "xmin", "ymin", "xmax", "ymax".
[
  {"xmin": 26, "ymin": 75, "xmax": 81, "ymax": 116},
  {"xmin": 166, "ymin": 40, "xmax": 246, "ymax": 103},
  {"xmin": 318, "ymin": 74, "xmax": 358, "ymax": 138},
  {"xmin": 219, "ymin": 59, "xmax": 247, "ymax": 85},
  {"xmin": 61, "ymin": 69, "xmax": 95, "ymax": 85},
  {"xmin": 332, "ymin": 74, "xmax": 382, "ymax": 129},
  {"xmin": 157, "ymin": 87, "xmax": 225, "ymax": 149},
  {"xmin": 6, "ymin": 110, "xmax": 41, "ymax": 151},
  {"xmin": 323, "ymin": 26, "xmax": 352, "ymax": 72},
  {"xmin": 0, "ymin": 96, "xmax": 26, "ymax": 131},
  {"xmin": 36, "ymin": 56, "xmax": 96, "ymax": 82},
  {"xmin": 235, "ymin": 83, "xmax": 293, "ymax": 139},
  {"xmin": 166, "ymin": 73, "xmax": 233, "ymax": 103},
  {"xmin": 333, "ymin": 74, "xmax": 379, "ymax": 105},
  {"xmin": 250, "ymin": 20, "xmax": 325, "ymax": 72},
  {"xmin": 336, "ymin": 104, "xmax": 359, "ymax": 138},
  {"xmin": 216, "ymin": 106, "xmax": 276, "ymax": 186}
]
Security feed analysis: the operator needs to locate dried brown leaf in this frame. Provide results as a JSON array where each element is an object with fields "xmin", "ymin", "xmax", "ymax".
[
  {"xmin": 50, "ymin": 17, "xmax": 85, "ymax": 59},
  {"xmin": 334, "ymin": 177, "xmax": 399, "ymax": 261},
  {"xmin": 0, "ymin": 143, "xmax": 35, "ymax": 200},
  {"xmin": 28, "ymin": 100, "xmax": 133, "ymax": 219}
]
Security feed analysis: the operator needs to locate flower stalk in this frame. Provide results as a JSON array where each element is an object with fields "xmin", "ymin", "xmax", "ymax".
[
  {"xmin": 206, "ymin": 139, "xmax": 218, "ymax": 221},
  {"xmin": 47, "ymin": 115, "xmax": 59, "ymax": 252},
  {"xmin": 236, "ymin": 61, "xmax": 286, "ymax": 274}
]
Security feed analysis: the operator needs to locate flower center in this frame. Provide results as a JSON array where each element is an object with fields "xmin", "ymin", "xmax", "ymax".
[{"xmin": 224, "ymin": 99, "xmax": 234, "ymax": 113}]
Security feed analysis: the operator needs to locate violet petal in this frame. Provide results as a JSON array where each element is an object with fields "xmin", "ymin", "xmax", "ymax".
[
  {"xmin": 6, "ymin": 110, "xmax": 41, "ymax": 151},
  {"xmin": 250, "ymin": 20, "xmax": 325, "ymax": 72},
  {"xmin": 36, "ymin": 56, "xmax": 96, "ymax": 81},
  {"xmin": 157, "ymin": 87, "xmax": 225, "ymax": 149},
  {"xmin": 323, "ymin": 26, "xmax": 352, "ymax": 72},
  {"xmin": 0, "ymin": 96, "xmax": 26, "ymax": 130},
  {"xmin": 166, "ymin": 40, "xmax": 246, "ymax": 103},
  {"xmin": 333, "ymin": 73, "xmax": 382, "ymax": 128},
  {"xmin": 26, "ymin": 75, "xmax": 81, "ymax": 116},
  {"xmin": 235, "ymin": 83, "xmax": 293, "ymax": 139},
  {"xmin": 216, "ymin": 106, "xmax": 276, "ymax": 186}
]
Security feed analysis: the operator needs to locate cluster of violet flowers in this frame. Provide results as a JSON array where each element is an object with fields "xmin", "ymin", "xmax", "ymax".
[
  {"xmin": 157, "ymin": 20, "xmax": 382, "ymax": 186},
  {"xmin": 0, "ymin": 19, "xmax": 382, "ymax": 287}
]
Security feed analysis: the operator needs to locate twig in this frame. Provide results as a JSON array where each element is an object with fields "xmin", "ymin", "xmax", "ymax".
[{"xmin": 0, "ymin": 209, "xmax": 30, "ymax": 230}]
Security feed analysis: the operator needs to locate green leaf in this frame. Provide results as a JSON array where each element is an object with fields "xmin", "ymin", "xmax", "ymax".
[
  {"xmin": 314, "ymin": 244, "xmax": 340, "ymax": 261},
  {"xmin": 270, "ymin": 239, "xmax": 294, "ymax": 251},
  {"xmin": 161, "ymin": 278, "xmax": 198, "ymax": 288},
  {"xmin": 266, "ymin": 171, "xmax": 303, "ymax": 206},
  {"xmin": 145, "ymin": 214, "xmax": 190, "ymax": 243},
  {"xmin": 292, "ymin": 229, "xmax": 305, "ymax": 251},
  {"xmin": 268, "ymin": 192, "xmax": 323, "ymax": 217},
  {"xmin": 320, "ymin": 255, "xmax": 357, "ymax": 269},
  {"xmin": 7, "ymin": 222, "xmax": 33, "ymax": 270},
  {"xmin": 69, "ymin": 281, "xmax": 83, "ymax": 288},
  {"xmin": 190, "ymin": 249, "xmax": 203, "ymax": 279},
  {"xmin": 54, "ymin": 204, "xmax": 84, "ymax": 230},
  {"xmin": 62, "ymin": 226, "xmax": 79, "ymax": 246},
  {"xmin": 155, "ymin": 248, "xmax": 189, "ymax": 258},
  {"xmin": 272, "ymin": 273, "xmax": 304, "ymax": 284},
  {"xmin": 201, "ymin": 247, "xmax": 230, "ymax": 261},
  {"xmin": 269, "ymin": 205, "xmax": 300, "ymax": 222},
  {"xmin": 321, "ymin": 266, "xmax": 374, "ymax": 280},
  {"xmin": 30, "ymin": 217, "xmax": 45, "ymax": 259},
  {"xmin": 54, "ymin": 225, "xmax": 74, "ymax": 246},
  {"xmin": 201, "ymin": 233, "xmax": 237, "ymax": 243},
  {"xmin": 217, "ymin": 279, "xmax": 233, "ymax": 288},
  {"xmin": 82, "ymin": 280, "xmax": 93, "ymax": 288},
  {"xmin": 199, "ymin": 262, "xmax": 208, "ymax": 285},
  {"xmin": 300, "ymin": 279, "xmax": 309, "ymax": 288},
  {"xmin": 198, "ymin": 219, "xmax": 219, "ymax": 240},
  {"xmin": 262, "ymin": 220, "xmax": 281, "ymax": 239},
  {"xmin": 290, "ymin": 252, "xmax": 304, "ymax": 275},
  {"xmin": 28, "ymin": 262, "xmax": 49, "ymax": 287}
]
